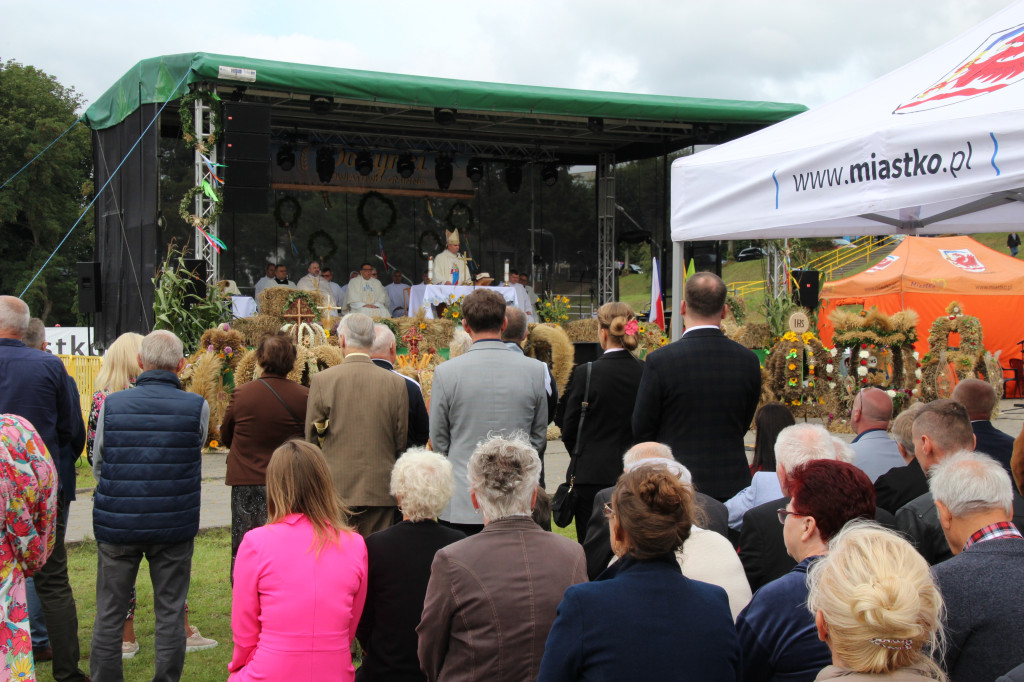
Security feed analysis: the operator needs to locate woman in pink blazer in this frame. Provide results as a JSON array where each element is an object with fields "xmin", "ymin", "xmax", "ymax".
[{"xmin": 229, "ymin": 440, "xmax": 368, "ymax": 681}]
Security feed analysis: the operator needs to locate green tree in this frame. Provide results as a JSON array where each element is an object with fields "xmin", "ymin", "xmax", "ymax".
[{"xmin": 0, "ymin": 59, "xmax": 93, "ymax": 323}]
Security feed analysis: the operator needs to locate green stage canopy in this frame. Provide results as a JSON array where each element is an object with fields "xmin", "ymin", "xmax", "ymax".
[{"xmin": 82, "ymin": 52, "xmax": 806, "ymax": 163}]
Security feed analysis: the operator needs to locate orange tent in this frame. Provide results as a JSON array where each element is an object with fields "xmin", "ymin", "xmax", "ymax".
[{"xmin": 819, "ymin": 236, "xmax": 1024, "ymax": 364}]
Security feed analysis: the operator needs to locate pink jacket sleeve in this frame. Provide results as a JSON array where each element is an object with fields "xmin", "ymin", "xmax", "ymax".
[
  {"xmin": 348, "ymin": 532, "xmax": 369, "ymax": 644},
  {"xmin": 229, "ymin": 534, "xmax": 262, "ymax": 674}
]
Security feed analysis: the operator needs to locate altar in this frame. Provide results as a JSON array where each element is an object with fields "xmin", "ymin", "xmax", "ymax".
[{"xmin": 408, "ymin": 284, "xmax": 535, "ymax": 320}]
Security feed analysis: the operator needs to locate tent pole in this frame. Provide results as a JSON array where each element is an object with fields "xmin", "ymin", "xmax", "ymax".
[{"xmin": 671, "ymin": 240, "xmax": 684, "ymax": 341}]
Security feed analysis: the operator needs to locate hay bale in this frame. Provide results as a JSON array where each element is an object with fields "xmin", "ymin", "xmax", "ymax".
[
  {"xmin": 564, "ymin": 319, "xmax": 599, "ymax": 344},
  {"xmin": 258, "ymin": 287, "xmax": 328, "ymax": 324},
  {"xmin": 525, "ymin": 323, "xmax": 575, "ymax": 394},
  {"xmin": 309, "ymin": 345, "xmax": 344, "ymax": 371},
  {"xmin": 232, "ymin": 314, "xmax": 285, "ymax": 348},
  {"xmin": 547, "ymin": 423, "xmax": 562, "ymax": 441}
]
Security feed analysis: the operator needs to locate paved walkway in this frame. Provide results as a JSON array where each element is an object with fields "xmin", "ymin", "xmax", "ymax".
[{"xmin": 65, "ymin": 399, "xmax": 1024, "ymax": 543}]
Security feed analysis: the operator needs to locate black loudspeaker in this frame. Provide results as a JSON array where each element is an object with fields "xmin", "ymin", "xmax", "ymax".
[
  {"xmin": 222, "ymin": 103, "xmax": 271, "ymax": 213},
  {"xmin": 572, "ymin": 342, "xmax": 602, "ymax": 366},
  {"xmin": 182, "ymin": 259, "xmax": 208, "ymax": 307},
  {"xmin": 77, "ymin": 261, "xmax": 102, "ymax": 314},
  {"xmin": 792, "ymin": 269, "xmax": 821, "ymax": 310}
]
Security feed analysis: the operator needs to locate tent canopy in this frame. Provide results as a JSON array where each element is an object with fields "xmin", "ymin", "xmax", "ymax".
[
  {"xmin": 670, "ymin": 1, "xmax": 1024, "ymax": 241},
  {"xmin": 81, "ymin": 52, "xmax": 806, "ymax": 164},
  {"xmin": 819, "ymin": 235, "xmax": 1024, "ymax": 363}
]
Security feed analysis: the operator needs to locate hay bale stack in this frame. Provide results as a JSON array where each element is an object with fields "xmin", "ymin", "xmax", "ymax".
[
  {"xmin": 525, "ymin": 323, "xmax": 575, "ymax": 394},
  {"xmin": 231, "ymin": 315, "xmax": 286, "ymax": 348}
]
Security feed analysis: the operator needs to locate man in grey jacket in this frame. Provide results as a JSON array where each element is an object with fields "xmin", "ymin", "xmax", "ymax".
[
  {"xmin": 429, "ymin": 289, "xmax": 548, "ymax": 535},
  {"xmin": 931, "ymin": 450, "xmax": 1024, "ymax": 681},
  {"xmin": 849, "ymin": 387, "xmax": 903, "ymax": 482}
]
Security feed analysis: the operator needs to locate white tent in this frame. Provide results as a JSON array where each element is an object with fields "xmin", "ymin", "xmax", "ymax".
[{"xmin": 669, "ymin": 1, "xmax": 1024, "ymax": 336}]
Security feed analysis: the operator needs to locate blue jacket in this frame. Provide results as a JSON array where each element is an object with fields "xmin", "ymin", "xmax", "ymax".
[
  {"xmin": 538, "ymin": 553, "xmax": 740, "ymax": 682},
  {"xmin": 0, "ymin": 338, "xmax": 82, "ymax": 496},
  {"xmin": 93, "ymin": 370, "xmax": 207, "ymax": 545},
  {"xmin": 736, "ymin": 556, "xmax": 830, "ymax": 682}
]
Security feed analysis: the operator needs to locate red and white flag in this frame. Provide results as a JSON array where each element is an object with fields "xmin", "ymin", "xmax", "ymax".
[{"xmin": 649, "ymin": 256, "xmax": 665, "ymax": 329}]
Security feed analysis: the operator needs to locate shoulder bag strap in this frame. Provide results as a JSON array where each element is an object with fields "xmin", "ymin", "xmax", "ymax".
[
  {"xmin": 567, "ymin": 362, "xmax": 593, "ymax": 482},
  {"xmin": 258, "ymin": 378, "xmax": 301, "ymax": 427}
]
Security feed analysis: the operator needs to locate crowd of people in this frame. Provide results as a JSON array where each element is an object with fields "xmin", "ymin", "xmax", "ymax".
[{"xmin": 2, "ymin": 268, "xmax": 1024, "ymax": 681}]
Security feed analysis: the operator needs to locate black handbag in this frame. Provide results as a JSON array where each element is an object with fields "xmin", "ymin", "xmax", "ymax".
[{"xmin": 552, "ymin": 362, "xmax": 592, "ymax": 528}]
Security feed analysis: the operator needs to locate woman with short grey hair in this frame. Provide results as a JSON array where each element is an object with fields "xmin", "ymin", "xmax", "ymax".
[
  {"xmin": 356, "ymin": 448, "xmax": 465, "ymax": 682},
  {"xmin": 467, "ymin": 432, "xmax": 541, "ymax": 522}
]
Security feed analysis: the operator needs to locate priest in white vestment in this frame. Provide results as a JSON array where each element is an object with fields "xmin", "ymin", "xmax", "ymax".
[
  {"xmin": 431, "ymin": 229, "xmax": 470, "ymax": 285},
  {"xmin": 343, "ymin": 262, "xmax": 392, "ymax": 318},
  {"xmin": 384, "ymin": 270, "xmax": 410, "ymax": 317},
  {"xmin": 296, "ymin": 260, "xmax": 336, "ymax": 310}
]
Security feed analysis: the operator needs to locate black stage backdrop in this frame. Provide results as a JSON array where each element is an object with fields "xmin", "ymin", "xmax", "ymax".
[{"xmin": 92, "ymin": 104, "xmax": 160, "ymax": 348}]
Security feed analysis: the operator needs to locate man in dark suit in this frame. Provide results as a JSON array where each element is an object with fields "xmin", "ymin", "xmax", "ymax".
[
  {"xmin": 953, "ymin": 378, "xmax": 1015, "ymax": 475},
  {"xmin": 582, "ymin": 442, "xmax": 728, "ymax": 580},
  {"xmin": 931, "ymin": 450, "xmax": 1024, "ymax": 680},
  {"xmin": 502, "ymin": 306, "xmax": 558, "ymax": 428},
  {"xmin": 0, "ymin": 296, "xmax": 89, "ymax": 682},
  {"xmin": 874, "ymin": 403, "xmax": 927, "ymax": 515},
  {"xmin": 632, "ymin": 272, "xmax": 760, "ymax": 501},
  {"xmin": 738, "ymin": 424, "xmax": 895, "ymax": 591},
  {"xmin": 371, "ymin": 323, "xmax": 429, "ymax": 448}
]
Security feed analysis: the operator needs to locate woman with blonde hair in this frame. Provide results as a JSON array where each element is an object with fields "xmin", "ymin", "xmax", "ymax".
[
  {"xmin": 87, "ymin": 332, "xmax": 144, "ymax": 461},
  {"xmin": 556, "ymin": 301, "xmax": 644, "ymax": 539},
  {"xmin": 807, "ymin": 521, "xmax": 946, "ymax": 681},
  {"xmin": 229, "ymin": 440, "xmax": 367, "ymax": 681}
]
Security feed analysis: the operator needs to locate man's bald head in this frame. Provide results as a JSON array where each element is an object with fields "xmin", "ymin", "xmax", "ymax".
[
  {"xmin": 0, "ymin": 296, "xmax": 30, "ymax": 339},
  {"xmin": 952, "ymin": 378, "xmax": 998, "ymax": 421},
  {"xmin": 852, "ymin": 387, "xmax": 893, "ymax": 433},
  {"xmin": 501, "ymin": 306, "xmax": 528, "ymax": 344},
  {"xmin": 683, "ymin": 272, "xmax": 727, "ymax": 322}
]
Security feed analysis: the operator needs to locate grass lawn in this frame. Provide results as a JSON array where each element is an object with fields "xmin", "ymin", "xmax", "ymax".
[{"xmin": 36, "ymin": 520, "xmax": 581, "ymax": 681}]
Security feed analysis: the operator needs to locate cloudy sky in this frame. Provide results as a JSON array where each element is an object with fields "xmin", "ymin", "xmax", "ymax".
[{"xmin": 0, "ymin": 0, "xmax": 1017, "ymax": 112}]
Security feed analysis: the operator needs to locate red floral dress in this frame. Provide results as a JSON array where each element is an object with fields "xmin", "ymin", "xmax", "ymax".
[{"xmin": 0, "ymin": 414, "xmax": 58, "ymax": 680}]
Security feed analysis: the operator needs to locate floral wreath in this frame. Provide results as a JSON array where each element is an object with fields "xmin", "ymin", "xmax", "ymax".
[
  {"xmin": 307, "ymin": 230, "xmax": 337, "ymax": 263},
  {"xmin": 178, "ymin": 185, "xmax": 223, "ymax": 229},
  {"xmin": 178, "ymin": 90, "xmax": 222, "ymax": 155},
  {"xmin": 419, "ymin": 230, "xmax": 443, "ymax": 256},
  {"xmin": 358, "ymin": 191, "xmax": 397, "ymax": 236},
  {"xmin": 446, "ymin": 201, "xmax": 474, "ymax": 232},
  {"xmin": 919, "ymin": 301, "xmax": 995, "ymax": 401},
  {"xmin": 274, "ymin": 196, "xmax": 302, "ymax": 228}
]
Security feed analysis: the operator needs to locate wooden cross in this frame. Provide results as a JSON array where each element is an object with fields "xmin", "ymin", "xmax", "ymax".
[{"xmin": 283, "ymin": 297, "xmax": 318, "ymax": 327}]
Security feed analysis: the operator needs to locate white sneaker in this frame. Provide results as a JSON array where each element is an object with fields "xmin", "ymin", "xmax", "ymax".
[
  {"xmin": 185, "ymin": 625, "xmax": 218, "ymax": 653},
  {"xmin": 122, "ymin": 640, "xmax": 139, "ymax": 659}
]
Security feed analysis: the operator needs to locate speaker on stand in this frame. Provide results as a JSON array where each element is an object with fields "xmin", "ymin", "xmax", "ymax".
[{"xmin": 77, "ymin": 261, "xmax": 102, "ymax": 353}]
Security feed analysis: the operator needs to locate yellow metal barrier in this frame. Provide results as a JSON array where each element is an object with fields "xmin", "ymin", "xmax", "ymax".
[{"xmin": 59, "ymin": 354, "xmax": 103, "ymax": 419}]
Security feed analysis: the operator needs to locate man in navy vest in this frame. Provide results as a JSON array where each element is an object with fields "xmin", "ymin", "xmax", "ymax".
[
  {"xmin": 90, "ymin": 330, "xmax": 209, "ymax": 681},
  {"xmin": 0, "ymin": 296, "xmax": 88, "ymax": 682}
]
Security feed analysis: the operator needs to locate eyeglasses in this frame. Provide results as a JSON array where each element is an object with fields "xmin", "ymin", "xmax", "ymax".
[
  {"xmin": 603, "ymin": 502, "xmax": 616, "ymax": 519},
  {"xmin": 777, "ymin": 508, "xmax": 810, "ymax": 525}
]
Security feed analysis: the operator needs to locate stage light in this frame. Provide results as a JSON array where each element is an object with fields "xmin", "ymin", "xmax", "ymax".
[
  {"xmin": 435, "ymin": 154, "xmax": 454, "ymax": 190},
  {"xmin": 505, "ymin": 163, "xmax": 523, "ymax": 194},
  {"xmin": 588, "ymin": 117, "xmax": 603, "ymax": 133},
  {"xmin": 276, "ymin": 145, "xmax": 295, "ymax": 172},
  {"xmin": 434, "ymin": 108, "xmax": 457, "ymax": 126},
  {"xmin": 310, "ymin": 95, "xmax": 334, "ymax": 115},
  {"xmin": 541, "ymin": 163, "xmax": 559, "ymax": 187},
  {"xmin": 355, "ymin": 150, "xmax": 374, "ymax": 176},
  {"xmin": 316, "ymin": 146, "xmax": 336, "ymax": 183},
  {"xmin": 397, "ymin": 154, "xmax": 415, "ymax": 179},
  {"xmin": 466, "ymin": 157, "xmax": 484, "ymax": 184}
]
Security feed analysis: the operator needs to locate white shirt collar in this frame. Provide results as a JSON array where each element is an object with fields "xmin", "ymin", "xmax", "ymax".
[{"xmin": 682, "ymin": 324, "xmax": 720, "ymax": 336}]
